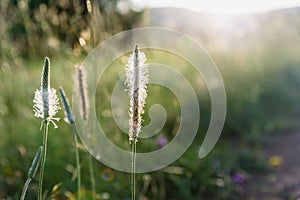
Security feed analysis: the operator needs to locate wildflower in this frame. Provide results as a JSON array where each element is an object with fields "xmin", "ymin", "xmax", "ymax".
[
  {"xmin": 268, "ymin": 156, "xmax": 283, "ymax": 167},
  {"xmin": 157, "ymin": 135, "xmax": 168, "ymax": 148},
  {"xmin": 33, "ymin": 57, "xmax": 60, "ymax": 128},
  {"xmin": 125, "ymin": 44, "xmax": 149, "ymax": 143},
  {"xmin": 232, "ymin": 172, "xmax": 245, "ymax": 184}
]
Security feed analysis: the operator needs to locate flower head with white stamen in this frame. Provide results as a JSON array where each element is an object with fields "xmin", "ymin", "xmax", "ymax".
[
  {"xmin": 33, "ymin": 57, "xmax": 60, "ymax": 128},
  {"xmin": 125, "ymin": 44, "xmax": 149, "ymax": 143}
]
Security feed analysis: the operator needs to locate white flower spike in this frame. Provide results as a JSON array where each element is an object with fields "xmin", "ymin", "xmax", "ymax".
[
  {"xmin": 33, "ymin": 57, "xmax": 60, "ymax": 128},
  {"xmin": 125, "ymin": 44, "xmax": 149, "ymax": 143}
]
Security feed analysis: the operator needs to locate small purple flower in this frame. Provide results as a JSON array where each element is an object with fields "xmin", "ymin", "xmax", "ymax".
[
  {"xmin": 232, "ymin": 172, "xmax": 245, "ymax": 184},
  {"xmin": 157, "ymin": 136, "xmax": 168, "ymax": 148}
]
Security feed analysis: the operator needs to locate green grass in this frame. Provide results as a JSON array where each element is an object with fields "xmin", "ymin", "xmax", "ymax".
[{"xmin": 0, "ymin": 31, "xmax": 300, "ymax": 199}]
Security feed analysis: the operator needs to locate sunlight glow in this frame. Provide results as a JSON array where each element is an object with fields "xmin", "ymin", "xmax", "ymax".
[{"xmin": 131, "ymin": 0, "xmax": 300, "ymax": 15}]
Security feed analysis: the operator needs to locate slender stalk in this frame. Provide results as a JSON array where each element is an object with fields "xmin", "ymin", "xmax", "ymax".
[
  {"xmin": 38, "ymin": 121, "xmax": 49, "ymax": 200},
  {"xmin": 34, "ymin": 57, "xmax": 60, "ymax": 199},
  {"xmin": 88, "ymin": 154, "xmax": 96, "ymax": 200},
  {"xmin": 20, "ymin": 178, "xmax": 31, "ymax": 200},
  {"xmin": 71, "ymin": 123, "xmax": 81, "ymax": 200},
  {"xmin": 131, "ymin": 140, "xmax": 137, "ymax": 200},
  {"xmin": 59, "ymin": 87, "xmax": 81, "ymax": 199}
]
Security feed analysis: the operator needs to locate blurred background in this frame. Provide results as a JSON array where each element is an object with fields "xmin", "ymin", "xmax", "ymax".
[{"xmin": 0, "ymin": 0, "xmax": 300, "ymax": 199}]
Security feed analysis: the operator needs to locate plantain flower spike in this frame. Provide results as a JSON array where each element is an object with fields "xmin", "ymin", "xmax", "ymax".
[
  {"xmin": 59, "ymin": 87, "xmax": 74, "ymax": 124},
  {"xmin": 125, "ymin": 44, "xmax": 149, "ymax": 143},
  {"xmin": 33, "ymin": 57, "xmax": 60, "ymax": 128},
  {"xmin": 75, "ymin": 65, "xmax": 89, "ymax": 121}
]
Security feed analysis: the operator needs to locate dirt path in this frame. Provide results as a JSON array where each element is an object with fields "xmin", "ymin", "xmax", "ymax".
[{"xmin": 239, "ymin": 130, "xmax": 300, "ymax": 199}]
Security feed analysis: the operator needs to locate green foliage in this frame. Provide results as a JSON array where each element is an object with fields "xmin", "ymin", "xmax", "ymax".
[
  {"xmin": 0, "ymin": 4, "xmax": 300, "ymax": 200},
  {"xmin": 0, "ymin": 0, "xmax": 143, "ymax": 61}
]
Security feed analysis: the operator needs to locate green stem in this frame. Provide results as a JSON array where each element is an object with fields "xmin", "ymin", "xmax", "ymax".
[
  {"xmin": 131, "ymin": 141, "xmax": 137, "ymax": 200},
  {"xmin": 89, "ymin": 154, "xmax": 96, "ymax": 200},
  {"xmin": 20, "ymin": 178, "xmax": 31, "ymax": 200},
  {"xmin": 38, "ymin": 121, "xmax": 49, "ymax": 200},
  {"xmin": 71, "ymin": 123, "xmax": 81, "ymax": 200}
]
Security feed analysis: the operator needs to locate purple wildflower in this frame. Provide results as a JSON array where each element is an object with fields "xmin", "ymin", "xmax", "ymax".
[
  {"xmin": 157, "ymin": 136, "xmax": 168, "ymax": 148},
  {"xmin": 232, "ymin": 172, "xmax": 245, "ymax": 184}
]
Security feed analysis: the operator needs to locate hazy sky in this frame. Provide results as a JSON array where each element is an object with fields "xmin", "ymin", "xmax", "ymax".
[{"xmin": 130, "ymin": 0, "xmax": 300, "ymax": 14}]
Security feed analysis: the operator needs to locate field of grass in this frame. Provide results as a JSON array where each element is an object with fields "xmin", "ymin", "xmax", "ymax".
[{"xmin": 0, "ymin": 3, "xmax": 300, "ymax": 200}]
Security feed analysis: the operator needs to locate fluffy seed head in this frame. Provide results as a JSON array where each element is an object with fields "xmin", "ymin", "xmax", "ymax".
[{"xmin": 125, "ymin": 44, "xmax": 149, "ymax": 143}]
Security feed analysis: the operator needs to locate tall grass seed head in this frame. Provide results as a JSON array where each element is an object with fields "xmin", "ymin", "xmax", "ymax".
[{"xmin": 33, "ymin": 57, "xmax": 60, "ymax": 128}]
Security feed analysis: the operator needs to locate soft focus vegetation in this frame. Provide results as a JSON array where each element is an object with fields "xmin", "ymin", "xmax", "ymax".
[{"xmin": 0, "ymin": 1, "xmax": 300, "ymax": 199}]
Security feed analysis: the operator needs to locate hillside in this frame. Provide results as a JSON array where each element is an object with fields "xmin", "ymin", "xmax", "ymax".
[{"xmin": 143, "ymin": 7, "xmax": 300, "ymax": 52}]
